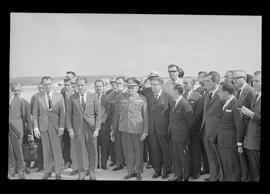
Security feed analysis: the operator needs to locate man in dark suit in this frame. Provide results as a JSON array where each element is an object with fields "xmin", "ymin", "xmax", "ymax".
[
  {"xmin": 195, "ymin": 71, "xmax": 208, "ymax": 96},
  {"xmin": 60, "ymin": 71, "xmax": 76, "ymax": 169},
  {"xmin": 232, "ymin": 70, "xmax": 256, "ymax": 181},
  {"xmin": 183, "ymin": 76, "xmax": 203, "ymax": 180},
  {"xmin": 199, "ymin": 71, "xmax": 225, "ymax": 181},
  {"xmin": 95, "ymin": 79, "xmax": 113, "ymax": 170},
  {"xmin": 241, "ymin": 71, "xmax": 261, "ymax": 182},
  {"xmin": 33, "ymin": 76, "xmax": 65, "ymax": 180},
  {"xmin": 146, "ymin": 76, "xmax": 172, "ymax": 179},
  {"xmin": 109, "ymin": 76, "xmax": 127, "ymax": 171},
  {"xmin": 195, "ymin": 71, "xmax": 209, "ymax": 175},
  {"xmin": 168, "ymin": 84, "xmax": 195, "ymax": 181},
  {"xmin": 105, "ymin": 77, "xmax": 117, "ymax": 166},
  {"xmin": 29, "ymin": 82, "xmax": 44, "ymax": 171},
  {"xmin": 217, "ymin": 82, "xmax": 245, "ymax": 181},
  {"xmin": 67, "ymin": 77, "xmax": 101, "ymax": 180}
]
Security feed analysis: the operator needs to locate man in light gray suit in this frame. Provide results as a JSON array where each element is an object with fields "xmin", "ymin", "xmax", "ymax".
[
  {"xmin": 33, "ymin": 76, "xmax": 65, "ymax": 180},
  {"xmin": 67, "ymin": 77, "xmax": 101, "ymax": 180}
]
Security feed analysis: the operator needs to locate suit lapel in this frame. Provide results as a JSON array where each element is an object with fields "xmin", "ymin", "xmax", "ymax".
[
  {"xmin": 75, "ymin": 93, "xmax": 83, "ymax": 112},
  {"xmin": 207, "ymin": 92, "xmax": 220, "ymax": 109},
  {"xmin": 239, "ymin": 85, "xmax": 248, "ymax": 103}
]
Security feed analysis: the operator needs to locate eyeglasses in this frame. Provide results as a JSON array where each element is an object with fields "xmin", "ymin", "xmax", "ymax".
[{"xmin": 168, "ymin": 70, "xmax": 177, "ymax": 73}]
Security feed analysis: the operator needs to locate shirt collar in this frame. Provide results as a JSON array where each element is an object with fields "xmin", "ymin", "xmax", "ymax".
[
  {"xmin": 240, "ymin": 82, "xmax": 247, "ymax": 92},
  {"xmin": 187, "ymin": 89, "xmax": 193, "ymax": 99},
  {"xmin": 223, "ymin": 95, "xmax": 234, "ymax": 110},
  {"xmin": 175, "ymin": 95, "xmax": 183, "ymax": 106},
  {"xmin": 154, "ymin": 89, "xmax": 162, "ymax": 98},
  {"xmin": 46, "ymin": 90, "xmax": 53, "ymax": 98},
  {"xmin": 211, "ymin": 86, "xmax": 219, "ymax": 97}
]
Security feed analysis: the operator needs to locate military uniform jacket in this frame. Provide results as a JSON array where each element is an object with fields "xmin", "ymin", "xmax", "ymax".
[{"xmin": 118, "ymin": 93, "xmax": 148, "ymax": 134}]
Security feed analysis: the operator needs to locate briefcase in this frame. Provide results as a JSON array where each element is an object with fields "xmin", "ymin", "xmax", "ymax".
[{"xmin": 22, "ymin": 143, "xmax": 40, "ymax": 161}]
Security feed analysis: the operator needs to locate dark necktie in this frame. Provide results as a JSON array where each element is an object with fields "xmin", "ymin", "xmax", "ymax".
[
  {"xmin": 47, "ymin": 93, "xmax": 52, "ymax": 109},
  {"xmin": 81, "ymin": 94, "xmax": 86, "ymax": 111},
  {"xmin": 183, "ymin": 92, "xmax": 188, "ymax": 99},
  {"xmin": 236, "ymin": 89, "xmax": 241, "ymax": 100}
]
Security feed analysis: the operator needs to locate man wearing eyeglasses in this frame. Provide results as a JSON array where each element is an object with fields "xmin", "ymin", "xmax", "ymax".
[
  {"xmin": 232, "ymin": 70, "xmax": 256, "ymax": 182},
  {"xmin": 163, "ymin": 64, "xmax": 184, "ymax": 98}
]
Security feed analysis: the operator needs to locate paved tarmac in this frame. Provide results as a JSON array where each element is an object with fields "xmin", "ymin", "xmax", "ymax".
[{"xmin": 8, "ymin": 163, "xmax": 209, "ymax": 181}]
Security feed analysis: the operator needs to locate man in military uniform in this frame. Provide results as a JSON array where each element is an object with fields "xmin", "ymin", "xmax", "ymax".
[{"xmin": 117, "ymin": 77, "xmax": 148, "ymax": 181}]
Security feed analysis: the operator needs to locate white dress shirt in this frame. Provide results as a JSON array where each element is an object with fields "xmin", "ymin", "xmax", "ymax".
[
  {"xmin": 222, "ymin": 95, "xmax": 234, "ymax": 110},
  {"xmin": 239, "ymin": 82, "xmax": 247, "ymax": 97},
  {"xmin": 80, "ymin": 91, "xmax": 87, "ymax": 105},
  {"xmin": 211, "ymin": 86, "xmax": 219, "ymax": 98},
  {"xmin": 186, "ymin": 89, "xmax": 193, "ymax": 100},
  {"xmin": 154, "ymin": 89, "xmax": 162, "ymax": 100},
  {"xmin": 45, "ymin": 90, "xmax": 53, "ymax": 109},
  {"xmin": 174, "ymin": 95, "xmax": 183, "ymax": 108}
]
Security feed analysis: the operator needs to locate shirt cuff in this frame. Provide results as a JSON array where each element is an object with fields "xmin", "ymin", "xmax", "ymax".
[
  {"xmin": 59, "ymin": 128, "xmax": 64, "ymax": 131},
  {"xmin": 67, "ymin": 129, "xmax": 73, "ymax": 133},
  {"xmin": 34, "ymin": 128, "xmax": 39, "ymax": 132}
]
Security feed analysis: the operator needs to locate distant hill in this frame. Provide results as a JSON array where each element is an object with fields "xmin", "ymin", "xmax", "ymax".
[
  {"xmin": 10, "ymin": 75, "xmax": 200, "ymax": 86},
  {"xmin": 10, "ymin": 75, "xmax": 116, "ymax": 86}
]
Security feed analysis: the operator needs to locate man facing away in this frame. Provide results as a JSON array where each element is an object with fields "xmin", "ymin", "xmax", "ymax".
[
  {"xmin": 33, "ymin": 76, "xmax": 65, "ymax": 180},
  {"xmin": 67, "ymin": 77, "xmax": 101, "ymax": 180}
]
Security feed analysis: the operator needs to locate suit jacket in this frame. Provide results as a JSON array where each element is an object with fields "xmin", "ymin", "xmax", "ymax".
[
  {"xmin": 195, "ymin": 86, "xmax": 206, "ymax": 96},
  {"xmin": 30, "ymin": 93, "xmax": 40, "ymax": 116},
  {"xmin": 9, "ymin": 96, "xmax": 25, "ymax": 138},
  {"xmin": 62, "ymin": 91, "xmax": 74, "ymax": 129},
  {"xmin": 200, "ymin": 92, "xmax": 225, "ymax": 142},
  {"xmin": 20, "ymin": 97, "xmax": 32, "ymax": 135},
  {"xmin": 33, "ymin": 91, "xmax": 65, "ymax": 133},
  {"xmin": 99, "ymin": 93, "xmax": 113, "ymax": 131},
  {"xmin": 148, "ymin": 91, "xmax": 173, "ymax": 135},
  {"xmin": 217, "ymin": 97, "xmax": 245, "ymax": 148},
  {"xmin": 67, "ymin": 91, "xmax": 101, "ymax": 135},
  {"xmin": 244, "ymin": 95, "xmax": 261, "ymax": 150},
  {"xmin": 236, "ymin": 84, "xmax": 256, "ymax": 127},
  {"xmin": 168, "ymin": 97, "xmax": 195, "ymax": 144},
  {"xmin": 186, "ymin": 90, "xmax": 203, "ymax": 134}
]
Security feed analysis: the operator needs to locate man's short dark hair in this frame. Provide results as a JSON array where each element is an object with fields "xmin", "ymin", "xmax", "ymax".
[
  {"xmin": 77, "ymin": 77, "xmax": 88, "ymax": 84},
  {"xmin": 66, "ymin": 71, "xmax": 76, "ymax": 76},
  {"xmin": 150, "ymin": 76, "xmax": 163, "ymax": 84},
  {"xmin": 95, "ymin": 79, "xmax": 105, "ymax": 86},
  {"xmin": 64, "ymin": 77, "xmax": 71, "ymax": 83},
  {"xmin": 221, "ymin": 81, "xmax": 235, "ymax": 95},
  {"xmin": 208, "ymin": 71, "xmax": 220, "ymax": 84},
  {"xmin": 41, "ymin": 76, "xmax": 53, "ymax": 83},
  {"xmin": 168, "ymin": 64, "xmax": 184, "ymax": 78},
  {"xmin": 173, "ymin": 84, "xmax": 184, "ymax": 94},
  {"xmin": 198, "ymin": 71, "xmax": 208, "ymax": 77}
]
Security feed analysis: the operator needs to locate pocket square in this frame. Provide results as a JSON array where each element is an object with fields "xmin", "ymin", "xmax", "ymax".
[{"xmin": 225, "ymin": 109, "xmax": 232, "ymax": 112}]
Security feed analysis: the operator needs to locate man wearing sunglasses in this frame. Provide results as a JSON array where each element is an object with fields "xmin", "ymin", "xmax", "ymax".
[{"xmin": 163, "ymin": 64, "xmax": 184, "ymax": 97}]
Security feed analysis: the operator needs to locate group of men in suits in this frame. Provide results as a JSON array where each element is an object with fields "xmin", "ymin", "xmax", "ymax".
[{"xmin": 8, "ymin": 65, "xmax": 261, "ymax": 181}]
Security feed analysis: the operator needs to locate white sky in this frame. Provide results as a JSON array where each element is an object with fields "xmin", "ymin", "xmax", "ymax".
[{"xmin": 10, "ymin": 13, "xmax": 261, "ymax": 78}]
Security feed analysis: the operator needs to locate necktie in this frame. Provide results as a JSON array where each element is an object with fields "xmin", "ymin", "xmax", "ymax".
[
  {"xmin": 236, "ymin": 89, "xmax": 241, "ymax": 100},
  {"xmin": 183, "ymin": 92, "xmax": 188, "ymax": 99},
  {"xmin": 47, "ymin": 93, "xmax": 52, "ymax": 109},
  {"xmin": 81, "ymin": 94, "xmax": 86, "ymax": 111}
]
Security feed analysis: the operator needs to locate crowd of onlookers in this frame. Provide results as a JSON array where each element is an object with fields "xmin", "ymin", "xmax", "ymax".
[{"xmin": 9, "ymin": 64, "xmax": 261, "ymax": 181}]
